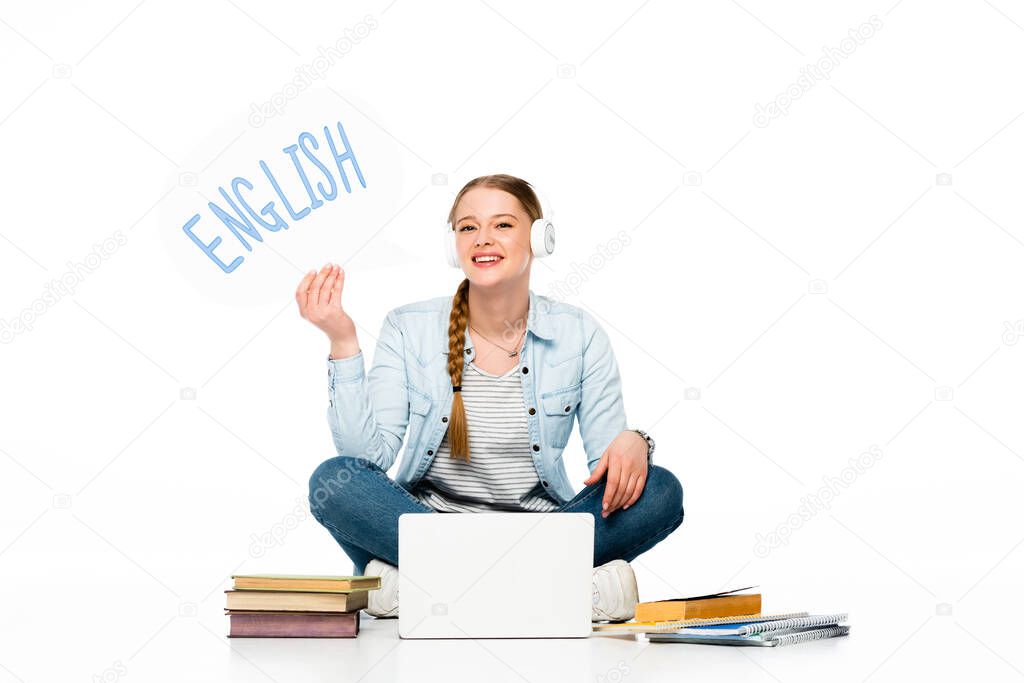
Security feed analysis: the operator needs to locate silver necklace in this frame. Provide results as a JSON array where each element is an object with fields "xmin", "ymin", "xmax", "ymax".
[{"xmin": 469, "ymin": 323, "xmax": 526, "ymax": 358}]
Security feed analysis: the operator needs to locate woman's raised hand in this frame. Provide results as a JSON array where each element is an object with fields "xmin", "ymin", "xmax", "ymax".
[{"xmin": 296, "ymin": 264, "xmax": 359, "ymax": 356}]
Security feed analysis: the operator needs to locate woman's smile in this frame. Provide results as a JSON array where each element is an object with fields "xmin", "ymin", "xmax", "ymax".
[{"xmin": 471, "ymin": 252, "xmax": 504, "ymax": 268}]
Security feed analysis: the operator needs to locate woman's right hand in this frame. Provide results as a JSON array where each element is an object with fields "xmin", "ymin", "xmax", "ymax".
[{"xmin": 296, "ymin": 264, "xmax": 358, "ymax": 353}]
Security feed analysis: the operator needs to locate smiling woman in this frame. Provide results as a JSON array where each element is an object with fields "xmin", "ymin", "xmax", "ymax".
[
  {"xmin": 181, "ymin": 120, "xmax": 367, "ymax": 274},
  {"xmin": 300, "ymin": 173, "xmax": 684, "ymax": 622}
]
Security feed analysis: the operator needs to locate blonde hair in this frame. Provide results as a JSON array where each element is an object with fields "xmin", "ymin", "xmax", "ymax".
[{"xmin": 445, "ymin": 174, "xmax": 543, "ymax": 462}]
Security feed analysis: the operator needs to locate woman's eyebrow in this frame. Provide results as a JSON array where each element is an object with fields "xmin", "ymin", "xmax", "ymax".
[{"xmin": 456, "ymin": 213, "xmax": 518, "ymax": 224}]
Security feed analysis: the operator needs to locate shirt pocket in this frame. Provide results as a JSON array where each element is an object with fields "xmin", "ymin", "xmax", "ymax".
[
  {"xmin": 541, "ymin": 382, "xmax": 582, "ymax": 449},
  {"xmin": 407, "ymin": 386, "xmax": 433, "ymax": 451}
]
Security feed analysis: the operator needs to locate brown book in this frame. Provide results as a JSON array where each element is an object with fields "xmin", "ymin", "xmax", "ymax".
[
  {"xmin": 635, "ymin": 586, "xmax": 762, "ymax": 622},
  {"xmin": 231, "ymin": 574, "xmax": 380, "ymax": 593},
  {"xmin": 228, "ymin": 610, "xmax": 360, "ymax": 637},
  {"xmin": 224, "ymin": 589, "xmax": 369, "ymax": 613}
]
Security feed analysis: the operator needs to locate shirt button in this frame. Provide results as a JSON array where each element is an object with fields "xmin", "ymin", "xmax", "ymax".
[
  {"xmin": 564, "ymin": 405, "xmax": 570, "ymax": 412},
  {"xmin": 541, "ymin": 480, "xmax": 548, "ymax": 487},
  {"xmin": 528, "ymin": 407, "xmax": 536, "ymax": 415},
  {"xmin": 427, "ymin": 449, "xmax": 434, "ymax": 455},
  {"xmin": 521, "ymin": 367, "xmax": 529, "ymax": 374},
  {"xmin": 442, "ymin": 417, "xmax": 448, "ymax": 422},
  {"xmin": 465, "ymin": 348, "xmax": 471, "ymax": 355},
  {"xmin": 532, "ymin": 444, "xmax": 539, "ymax": 452}
]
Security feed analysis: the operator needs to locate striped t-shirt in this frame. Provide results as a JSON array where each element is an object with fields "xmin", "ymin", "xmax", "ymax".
[{"xmin": 410, "ymin": 360, "xmax": 561, "ymax": 513}]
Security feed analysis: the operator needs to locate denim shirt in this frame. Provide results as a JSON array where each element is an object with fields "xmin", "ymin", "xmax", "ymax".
[{"xmin": 325, "ymin": 288, "xmax": 644, "ymax": 505}]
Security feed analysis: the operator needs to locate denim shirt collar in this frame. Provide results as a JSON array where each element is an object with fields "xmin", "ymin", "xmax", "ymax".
[{"xmin": 458, "ymin": 288, "xmax": 554, "ymax": 356}]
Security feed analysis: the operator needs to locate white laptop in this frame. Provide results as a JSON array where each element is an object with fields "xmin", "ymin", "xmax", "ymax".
[{"xmin": 398, "ymin": 512, "xmax": 594, "ymax": 639}]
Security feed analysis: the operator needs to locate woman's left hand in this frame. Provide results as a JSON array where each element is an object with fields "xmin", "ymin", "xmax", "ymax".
[{"xmin": 582, "ymin": 430, "xmax": 649, "ymax": 518}]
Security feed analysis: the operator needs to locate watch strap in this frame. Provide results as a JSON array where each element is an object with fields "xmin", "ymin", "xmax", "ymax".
[{"xmin": 631, "ymin": 428, "xmax": 655, "ymax": 465}]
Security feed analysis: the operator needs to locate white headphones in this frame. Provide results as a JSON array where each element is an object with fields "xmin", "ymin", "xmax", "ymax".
[{"xmin": 443, "ymin": 184, "xmax": 556, "ymax": 268}]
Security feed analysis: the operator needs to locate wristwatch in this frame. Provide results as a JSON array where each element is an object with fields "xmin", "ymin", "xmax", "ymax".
[{"xmin": 630, "ymin": 428, "xmax": 655, "ymax": 465}]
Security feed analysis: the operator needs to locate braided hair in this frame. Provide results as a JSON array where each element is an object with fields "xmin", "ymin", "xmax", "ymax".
[{"xmin": 444, "ymin": 174, "xmax": 543, "ymax": 462}]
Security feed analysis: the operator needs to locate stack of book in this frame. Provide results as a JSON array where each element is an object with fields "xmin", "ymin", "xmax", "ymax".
[
  {"xmin": 224, "ymin": 573, "xmax": 381, "ymax": 638},
  {"xmin": 592, "ymin": 586, "xmax": 850, "ymax": 647}
]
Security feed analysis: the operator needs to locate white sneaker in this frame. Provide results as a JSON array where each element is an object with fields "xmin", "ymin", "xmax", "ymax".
[
  {"xmin": 591, "ymin": 559, "xmax": 639, "ymax": 622},
  {"xmin": 364, "ymin": 558, "xmax": 399, "ymax": 618}
]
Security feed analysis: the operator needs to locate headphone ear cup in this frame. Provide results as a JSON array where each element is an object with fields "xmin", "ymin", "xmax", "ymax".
[
  {"xmin": 444, "ymin": 223, "xmax": 460, "ymax": 268},
  {"xmin": 530, "ymin": 218, "xmax": 555, "ymax": 259}
]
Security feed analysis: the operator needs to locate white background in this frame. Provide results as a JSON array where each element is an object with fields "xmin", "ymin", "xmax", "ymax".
[{"xmin": 1, "ymin": 1, "xmax": 1022, "ymax": 681}]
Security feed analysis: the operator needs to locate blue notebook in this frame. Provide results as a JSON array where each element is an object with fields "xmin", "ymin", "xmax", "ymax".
[{"xmin": 648, "ymin": 613, "xmax": 849, "ymax": 647}]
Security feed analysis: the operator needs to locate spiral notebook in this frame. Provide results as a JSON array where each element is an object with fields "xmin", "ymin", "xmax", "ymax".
[
  {"xmin": 648, "ymin": 614, "xmax": 850, "ymax": 647},
  {"xmin": 591, "ymin": 612, "xmax": 810, "ymax": 634}
]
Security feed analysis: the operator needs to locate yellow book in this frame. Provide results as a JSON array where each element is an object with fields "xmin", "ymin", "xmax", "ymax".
[
  {"xmin": 634, "ymin": 586, "xmax": 761, "ymax": 623},
  {"xmin": 231, "ymin": 574, "xmax": 381, "ymax": 593}
]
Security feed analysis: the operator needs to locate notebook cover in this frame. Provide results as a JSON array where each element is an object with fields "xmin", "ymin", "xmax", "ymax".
[
  {"xmin": 649, "ymin": 624, "xmax": 850, "ymax": 647},
  {"xmin": 592, "ymin": 612, "xmax": 810, "ymax": 633},
  {"xmin": 680, "ymin": 613, "xmax": 848, "ymax": 636}
]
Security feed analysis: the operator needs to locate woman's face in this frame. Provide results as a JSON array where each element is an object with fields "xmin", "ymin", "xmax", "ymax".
[{"xmin": 452, "ymin": 186, "xmax": 533, "ymax": 284}]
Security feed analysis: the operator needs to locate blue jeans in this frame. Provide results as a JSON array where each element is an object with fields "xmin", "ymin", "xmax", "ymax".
[{"xmin": 308, "ymin": 455, "xmax": 685, "ymax": 575}]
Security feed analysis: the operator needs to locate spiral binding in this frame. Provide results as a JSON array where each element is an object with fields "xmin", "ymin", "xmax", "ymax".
[
  {"xmin": 738, "ymin": 613, "xmax": 848, "ymax": 636},
  {"xmin": 642, "ymin": 611, "xmax": 809, "ymax": 633},
  {"xmin": 771, "ymin": 625, "xmax": 850, "ymax": 647}
]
